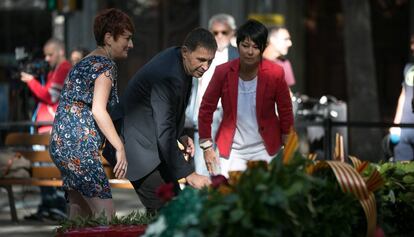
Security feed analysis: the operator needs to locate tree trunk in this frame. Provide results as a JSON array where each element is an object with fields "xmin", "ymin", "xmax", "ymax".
[{"xmin": 341, "ymin": 0, "xmax": 382, "ymax": 161}]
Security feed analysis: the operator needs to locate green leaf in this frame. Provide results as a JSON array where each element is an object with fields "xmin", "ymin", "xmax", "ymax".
[{"xmin": 403, "ymin": 175, "xmax": 414, "ymax": 184}]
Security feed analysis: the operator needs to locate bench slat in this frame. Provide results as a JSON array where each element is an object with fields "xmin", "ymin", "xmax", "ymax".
[
  {"xmin": 19, "ymin": 151, "xmax": 52, "ymax": 162},
  {"xmin": 5, "ymin": 133, "xmax": 50, "ymax": 146},
  {"xmin": 32, "ymin": 167, "xmax": 61, "ymax": 179}
]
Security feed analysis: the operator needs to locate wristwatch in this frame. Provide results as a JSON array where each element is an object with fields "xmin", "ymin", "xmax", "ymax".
[{"xmin": 199, "ymin": 140, "xmax": 213, "ymax": 150}]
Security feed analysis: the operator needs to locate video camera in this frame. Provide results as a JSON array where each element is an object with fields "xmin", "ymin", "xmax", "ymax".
[{"xmin": 12, "ymin": 47, "xmax": 49, "ymax": 80}]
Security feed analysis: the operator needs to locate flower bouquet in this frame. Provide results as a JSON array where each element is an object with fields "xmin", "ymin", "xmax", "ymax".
[
  {"xmin": 143, "ymin": 132, "xmax": 384, "ymax": 237},
  {"xmin": 376, "ymin": 161, "xmax": 414, "ymax": 236}
]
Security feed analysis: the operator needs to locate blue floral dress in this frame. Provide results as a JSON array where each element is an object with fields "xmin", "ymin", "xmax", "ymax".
[{"xmin": 50, "ymin": 55, "xmax": 118, "ymax": 199}]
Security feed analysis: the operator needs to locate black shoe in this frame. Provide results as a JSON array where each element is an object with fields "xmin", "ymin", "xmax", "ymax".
[
  {"xmin": 24, "ymin": 212, "xmax": 44, "ymax": 222},
  {"xmin": 45, "ymin": 208, "xmax": 67, "ymax": 222}
]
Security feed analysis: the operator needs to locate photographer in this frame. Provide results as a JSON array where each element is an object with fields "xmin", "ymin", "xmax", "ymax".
[
  {"xmin": 20, "ymin": 38, "xmax": 71, "ymax": 221},
  {"xmin": 20, "ymin": 38, "xmax": 71, "ymax": 133}
]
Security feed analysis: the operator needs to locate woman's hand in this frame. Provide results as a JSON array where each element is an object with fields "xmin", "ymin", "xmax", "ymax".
[
  {"xmin": 204, "ymin": 147, "xmax": 219, "ymax": 175},
  {"xmin": 113, "ymin": 147, "xmax": 127, "ymax": 179}
]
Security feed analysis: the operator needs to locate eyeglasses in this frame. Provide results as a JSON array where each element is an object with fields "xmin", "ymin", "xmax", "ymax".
[{"xmin": 213, "ymin": 30, "xmax": 229, "ymax": 36}]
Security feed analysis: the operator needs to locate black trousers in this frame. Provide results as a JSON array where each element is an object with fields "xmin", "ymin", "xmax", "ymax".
[{"xmin": 130, "ymin": 164, "xmax": 180, "ymax": 214}]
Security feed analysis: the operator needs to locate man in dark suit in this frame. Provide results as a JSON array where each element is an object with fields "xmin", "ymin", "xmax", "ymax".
[
  {"xmin": 185, "ymin": 13, "xmax": 239, "ymax": 177},
  {"xmin": 104, "ymin": 28, "xmax": 216, "ymax": 212}
]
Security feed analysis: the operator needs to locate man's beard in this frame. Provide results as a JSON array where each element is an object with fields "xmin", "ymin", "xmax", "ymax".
[{"xmin": 217, "ymin": 42, "xmax": 229, "ymax": 51}]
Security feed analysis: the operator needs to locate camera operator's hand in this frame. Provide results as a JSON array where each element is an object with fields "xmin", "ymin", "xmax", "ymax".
[{"xmin": 20, "ymin": 72, "xmax": 34, "ymax": 83}]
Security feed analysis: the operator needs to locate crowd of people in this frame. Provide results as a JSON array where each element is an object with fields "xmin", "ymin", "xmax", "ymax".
[
  {"xmin": 46, "ymin": 8, "xmax": 291, "ymax": 220},
  {"xmin": 17, "ymin": 7, "xmax": 413, "ymax": 222}
]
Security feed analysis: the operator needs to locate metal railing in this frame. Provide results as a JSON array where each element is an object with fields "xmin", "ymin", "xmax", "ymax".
[{"xmin": 295, "ymin": 119, "xmax": 414, "ymax": 159}]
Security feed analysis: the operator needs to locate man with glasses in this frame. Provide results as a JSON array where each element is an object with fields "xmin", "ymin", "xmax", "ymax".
[{"xmin": 185, "ymin": 13, "xmax": 239, "ymax": 176}]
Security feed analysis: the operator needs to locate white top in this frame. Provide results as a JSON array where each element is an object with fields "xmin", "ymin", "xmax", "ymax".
[
  {"xmin": 229, "ymin": 77, "xmax": 273, "ymax": 162},
  {"xmin": 194, "ymin": 48, "xmax": 229, "ymax": 117},
  {"xmin": 185, "ymin": 48, "xmax": 229, "ymax": 128}
]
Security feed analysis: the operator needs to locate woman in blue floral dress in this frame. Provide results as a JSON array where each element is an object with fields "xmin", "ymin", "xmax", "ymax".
[{"xmin": 50, "ymin": 8, "xmax": 134, "ymax": 220}]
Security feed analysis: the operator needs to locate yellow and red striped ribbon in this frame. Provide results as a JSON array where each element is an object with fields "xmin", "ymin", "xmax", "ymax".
[
  {"xmin": 314, "ymin": 160, "xmax": 378, "ymax": 237},
  {"xmin": 283, "ymin": 129, "xmax": 298, "ymax": 165},
  {"xmin": 349, "ymin": 156, "xmax": 384, "ymax": 193},
  {"xmin": 315, "ymin": 135, "xmax": 381, "ymax": 236}
]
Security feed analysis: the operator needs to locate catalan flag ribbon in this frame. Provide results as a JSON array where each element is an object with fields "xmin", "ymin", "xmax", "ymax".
[
  {"xmin": 308, "ymin": 134, "xmax": 383, "ymax": 237},
  {"xmin": 313, "ymin": 159, "xmax": 382, "ymax": 237},
  {"xmin": 282, "ymin": 129, "xmax": 298, "ymax": 165}
]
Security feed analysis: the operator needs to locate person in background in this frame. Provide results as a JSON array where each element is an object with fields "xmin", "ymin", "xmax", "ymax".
[
  {"xmin": 390, "ymin": 34, "xmax": 414, "ymax": 162},
  {"xmin": 198, "ymin": 19, "xmax": 294, "ymax": 177},
  {"xmin": 263, "ymin": 26, "xmax": 296, "ymax": 88},
  {"xmin": 21, "ymin": 38, "xmax": 72, "ymax": 134},
  {"xmin": 50, "ymin": 8, "xmax": 133, "ymax": 220},
  {"xmin": 103, "ymin": 28, "xmax": 216, "ymax": 213},
  {"xmin": 70, "ymin": 47, "xmax": 90, "ymax": 66},
  {"xmin": 20, "ymin": 38, "xmax": 71, "ymax": 221},
  {"xmin": 185, "ymin": 13, "xmax": 239, "ymax": 177}
]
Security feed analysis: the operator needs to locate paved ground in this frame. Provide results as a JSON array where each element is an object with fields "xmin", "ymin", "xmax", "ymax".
[{"xmin": 0, "ymin": 186, "xmax": 144, "ymax": 237}]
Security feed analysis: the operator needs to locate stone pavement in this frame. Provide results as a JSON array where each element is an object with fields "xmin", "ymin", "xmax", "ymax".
[{"xmin": 0, "ymin": 186, "xmax": 144, "ymax": 237}]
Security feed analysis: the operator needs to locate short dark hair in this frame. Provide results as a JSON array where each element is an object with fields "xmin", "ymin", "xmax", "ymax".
[
  {"xmin": 236, "ymin": 19, "xmax": 268, "ymax": 53},
  {"xmin": 71, "ymin": 47, "xmax": 90, "ymax": 57},
  {"xmin": 182, "ymin": 28, "xmax": 217, "ymax": 52},
  {"xmin": 45, "ymin": 38, "xmax": 65, "ymax": 51},
  {"xmin": 93, "ymin": 8, "xmax": 135, "ymax": 46},
  {"xmin": 267, "ymin": 26, "xmax": 287, "ymax": 41}
]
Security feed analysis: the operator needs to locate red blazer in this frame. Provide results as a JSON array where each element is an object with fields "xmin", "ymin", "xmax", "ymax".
[{"xmin": 198, "ymin": 58, "xmax": 293, "ymax": 158}]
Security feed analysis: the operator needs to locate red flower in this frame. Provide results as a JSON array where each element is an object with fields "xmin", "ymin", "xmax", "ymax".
[
  {"xmin": 155, "ymin": 183, "xmax": 175, "ymax": 202},
  {"xmin": 210, "ymin": 175, "xmax": 229, "ymax": 189},
  {"xmin": 374, "ymin": 226, "xmax": 385, "ymax": 237}
]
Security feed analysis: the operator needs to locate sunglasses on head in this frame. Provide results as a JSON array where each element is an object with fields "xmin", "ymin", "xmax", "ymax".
[{"xmin": 213, "ymin": 30, "xmax": 229, "ymax": 36}]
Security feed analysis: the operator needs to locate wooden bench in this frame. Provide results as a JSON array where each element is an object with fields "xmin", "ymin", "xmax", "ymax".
[{"xmin": 0, "ymin": 132, "xmax": 133, "ymax": 222}]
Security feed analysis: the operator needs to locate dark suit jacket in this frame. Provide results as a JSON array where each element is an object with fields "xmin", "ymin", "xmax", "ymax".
[
  {"xmin": 228, "ymin": 45, "xmax": 238, "ymax": 61},
  {"xmin": 104, "ymin": 47, "xmax": 194, "ymax": 182}
]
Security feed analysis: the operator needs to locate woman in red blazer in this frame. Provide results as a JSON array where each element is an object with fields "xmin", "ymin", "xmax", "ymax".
[{"xmin": 198, "ymin": 19, "xmax": 294, "ymax": 176}]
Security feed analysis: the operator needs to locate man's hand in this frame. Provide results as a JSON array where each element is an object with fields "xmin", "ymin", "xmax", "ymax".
[
  {"xmin": 185, "ymin": 172, "xmax": 211, "ymax": 189},
  {"xmin": 180, "ymin": 135, "xmax": 195, "ymax": 157},
  {"xmin": 203, "ymin": 147, "xmax": 220, "ymax": 175},
  {"xmin": 20, "ymin": 72, "xmax": 34, "ymax": 83}
]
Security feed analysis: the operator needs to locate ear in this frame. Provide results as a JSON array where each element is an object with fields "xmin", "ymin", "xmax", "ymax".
[
  {"xmin": 181, "ymin": 46, "xmax": 189, "ymax": 58},
  {"xmin": 59, "ymin": 48, "xmax": 65, "ymax": 57},
  {"xmin": 104, "ymin": 32, "xmax": 114, "ymax": 46},
  {"xmin": 270, "ymin": 35, "xmax": 279, "ymax": 47}
]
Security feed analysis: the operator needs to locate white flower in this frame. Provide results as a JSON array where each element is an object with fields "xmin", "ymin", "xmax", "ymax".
[
  {"xmin": 142, "ymin": 215, "xmax": 167, "ymax": 237},
  {"xmin": 70, "ymin": 106, "xmax": 78, "ymax": 113},
  {"xmin": 68, "ymin": 163, "xmax": 76, "ymax": 171}
]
